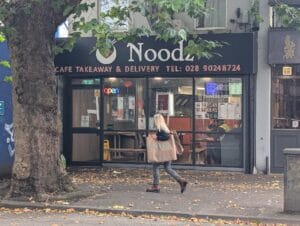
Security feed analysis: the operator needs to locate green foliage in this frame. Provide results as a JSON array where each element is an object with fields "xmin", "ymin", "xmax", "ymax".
[
  {"xmin": 3, "ymin": 76, "xmax": 12, "ymax": 83},
  {"xmin": 0, "ymin": 60, "xmax": 10, "ymax": 68},
  {"xmin": 184, "ymin": 39, "xmax": 225, "ymax": 59},
  {"xmin": 72, "ymin": 2, "xmax": 96, "ymax": 19},
  {"xmin": 1, "ymin": 0, "xmax": 224, "ymax": 60},
  {"xmin": 0, "ymin": 32, "xmax": 5, "ymax": 42},
  {"xmin": 274, "ymin": 3, "xmax": 300, "ymax": 30},
  {"xmin": 0, "ymin": 32, "xmax": 11, "ymax": 83},
  {"xmin": 69, "ymin": 0, "xmax": 221, "ymax": 59},
  {"xmin": 250, "ymin": 0, "xmax": 264, "ymax": 24}
]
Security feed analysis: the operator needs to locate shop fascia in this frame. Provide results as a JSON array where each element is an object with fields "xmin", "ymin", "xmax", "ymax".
[{"xmin": 127, "ymin": 40, "xmax": 194, "ymax": 62}]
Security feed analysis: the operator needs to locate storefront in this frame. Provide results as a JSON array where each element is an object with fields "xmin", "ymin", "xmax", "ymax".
[
  {"xmin": 55, "ymin": 33, "xmax": 257, "ymax": 172},
  {"xmin": 269, "ymin": 29, "xmax": 300, "ymax": 173}
]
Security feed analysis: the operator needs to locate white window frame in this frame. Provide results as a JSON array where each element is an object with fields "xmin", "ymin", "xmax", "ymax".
[
  {"xmin": 194, "ymin": 0, "xmax": 227, "ymax": 30},
  {"xmin": 99, "ymin": 0, "xmax": 129, "ymax": 31}
]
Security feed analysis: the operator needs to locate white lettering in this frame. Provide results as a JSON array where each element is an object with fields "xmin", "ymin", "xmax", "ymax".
[
  {"xmin": 171, "ymin": 40, "xmax": 184, "ymax": 61},
  {"xmin": 144, "ymin": 49, "xmax": 157, "ymax": 62},
  {"xmin": 127, "ymin": 43, "xmax": 143, "ymax": 62},
  {"xmin": 127, "ymin": 40, "xmax": 194, "ymax": 62},
  {"xmin": 158, "ymin": 49, "xmax": 171, "ymax": 62}
]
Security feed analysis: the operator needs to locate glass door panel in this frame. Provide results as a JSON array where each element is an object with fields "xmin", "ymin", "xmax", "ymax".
[
  {"xmin": 72, "ymin": 87, "xmax": 101, "ymax": 162},
  {"xmin": 72, "ymin": 89, "xmax": 100, "ymax": 128}
]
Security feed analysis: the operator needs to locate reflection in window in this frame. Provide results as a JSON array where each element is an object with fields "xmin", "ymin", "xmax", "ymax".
[
  {"xmin": 195, "ymin": 0, "xmax": 227, "ymax": 29},
  {"xmin": 104, "ymin": 131, "xmax": 146, "ymax": 162},
  {"xmin": 72, "ymin": 79, "xmax": 100, "ymax": 85},
  {"xmin": 149, "ymin": 78, "xmax": 193, "ymax": 118},
  {"xmin": 272, "ymin": 78, "xmax": 300, "ymax": 129},
  {"xmin": 72, "ymin": 89, "xmax": 100, "ymax": 128}
]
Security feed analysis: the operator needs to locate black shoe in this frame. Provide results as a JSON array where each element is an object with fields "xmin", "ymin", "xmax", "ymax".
[
  {"xmin": 180, "ymin": 181, "xmax": 188, "ymax": 193},
  {"xmin": 146, "ymin": 187, "xmax": 160, "ymax": 193}
]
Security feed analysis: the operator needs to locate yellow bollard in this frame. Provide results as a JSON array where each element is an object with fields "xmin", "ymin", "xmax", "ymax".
[{"xmin": 103, "ymin": 139, "xmax": 111, "ymax": 161}]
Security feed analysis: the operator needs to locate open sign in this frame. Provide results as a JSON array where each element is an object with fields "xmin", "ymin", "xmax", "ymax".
[{"xmin": 103, "ymin": 87, "xmax": 120, "ymax": 95}]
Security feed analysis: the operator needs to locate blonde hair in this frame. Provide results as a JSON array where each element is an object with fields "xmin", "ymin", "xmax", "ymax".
[{"xmin": 153, "ymin": 113, "xmax": 170, "ymax": 133}]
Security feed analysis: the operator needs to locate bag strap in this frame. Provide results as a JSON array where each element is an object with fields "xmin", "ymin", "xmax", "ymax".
[{"xmin": 166, "ymin": 113, "xmax": 170, "ymax": 127}]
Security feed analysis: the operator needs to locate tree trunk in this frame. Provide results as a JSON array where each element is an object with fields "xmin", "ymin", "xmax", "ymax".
[{"xmin": 4, "ymin": 2, "xmax": 75, "ymax": 199}]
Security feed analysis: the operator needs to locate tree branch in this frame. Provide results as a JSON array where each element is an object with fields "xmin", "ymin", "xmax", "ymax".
[
  {"xmin": 0, "ymin": 0, "xmax": 10, "ymax": 24},
  {"xmin": 51, "ymin": 0, "xmax": 82, "ymax": 26},
  {"xmin": 0, "ymin": 0, "xmax": 9, "ymax": 8}
]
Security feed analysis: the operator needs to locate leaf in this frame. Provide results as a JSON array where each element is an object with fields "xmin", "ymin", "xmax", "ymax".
[
  {"xmin": 44, "ymin": 208, "xmax": 52, "ymax": 213},
  {"xmin": 63, "ymin": 5, "xmax": 75, "ymax": 16},
  {"xmin": 0, "ymin": 60, "xmax": 10, "ymax": 68},
  {"xmin": 112, "ymin": 205, "xmax": 124, "ymax": 209},
  {"xmin": 178, "ymin": 29, "xmax": 187, "ymax": 41},
  {"xmin": 0, "ymin": 34, "xmax": 5, "ymax": 42},
  {"xmin": 171, "ymin": 0, "xmax": 182, "ymax": 12}
]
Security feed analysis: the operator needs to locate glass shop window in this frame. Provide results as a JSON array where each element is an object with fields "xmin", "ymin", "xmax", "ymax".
[
  {"xmin": 272, "ymin": 65, "xmax": 300, "ymax": 129},
  {"xmin": 103, "ymin": 77, "xmax": 146, "ymax": 130},
  {"xmin": 195, "ymin": 0, "xmax": 227, "ymax": 29},
  {"xmin": 148, "ymin": 77, "xmax": 193, "ymax": 165},
  {"xmin": 148, "ymin": 77, "xmax": 193, "ymax": 129},
  {"xmin": 194, "ymin": 77, "xmax": 243, "ymax": 167}
]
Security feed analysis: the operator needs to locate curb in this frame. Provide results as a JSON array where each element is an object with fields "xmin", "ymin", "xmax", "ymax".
[{"xmin": 1, "ymin": 200, "xmax": 300, "ymax": 225}]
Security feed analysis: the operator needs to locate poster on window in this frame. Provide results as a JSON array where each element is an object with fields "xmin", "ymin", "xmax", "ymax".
[
  {"xmin": 117, "ymin": 97, "xmax": 124, "ymax": 120},
  {"xmin": 218, "ymin": 103, "xmax": 241, "ymax": 119},
  {"xmin": 138, "ymin": 117, "xmax": 146, "ymax": 129},
  {"xmin": 218, "ymin": 103, "xmax": 228, "ymax": 119},
  {"xmin": 230, "ymin": 103, "xmax": 241, "ymax": 119},
  {"xmin": 195, "ymin": 102, "xmax": 207, "ymax": 119},
  {"xmin": 81, "ymin": 115, "xmax": 90, "ymax": 127},
  {"xmin": 156, "ymin": 92, "xmax": 170, "ymax": 114},
  {"xmin": 128, "ymin": 96, "xmax": 135, "ymax": 109}
]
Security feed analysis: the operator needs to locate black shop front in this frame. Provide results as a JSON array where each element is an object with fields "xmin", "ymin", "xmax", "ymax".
[{"xmin": 55, "ymin": 33, "xmax": 257, "ymax": 172}]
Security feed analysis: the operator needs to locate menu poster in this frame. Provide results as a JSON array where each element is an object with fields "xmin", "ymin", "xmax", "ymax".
[
  {"xmin": 292, "ymin": 120, "xmax": 299, "ymax": 128},
  {"xmin": 218, "ymin": 103, "xmax": 241, "ymax": 119},
  {"xmin": 128, "ymin": 96, "xmax": 135, "ymax": 109},
  {"xmin": 227, "ymin": 104, "xmax": 236, "ymax": 119},
  {"xmin": 117, "ymin": 97, "xmax": 124, "ymax": 119},
  {"xmin": 138, "ymin": 117, "xmax": 146, "ymax": 129},
  {"xmin": 233, "ymin": 103, "xmax": 241, "ymax": 119},
  {"xmin": 229, "ymin": 82, "xmax": 242, "ymax": 95},
  {"xmin": 195, "ymin": 102, "xmax": 208, "ymax": 119},
  {"xmin": 81, "ymin": 115, "xmax": 90, "ymax": 127},
  {"xmin": 218, "ymin": 103, "xmax": 228, "ymax": 119}
]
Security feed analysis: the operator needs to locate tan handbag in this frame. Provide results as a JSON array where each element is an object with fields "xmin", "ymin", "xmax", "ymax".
[
  {"xmin": 146, "ymin": 134, "xmax": 177, "ymax": 163},
  {"xmin": 171, "ymin": 130, "xmax": 184, "ymax": 155}
]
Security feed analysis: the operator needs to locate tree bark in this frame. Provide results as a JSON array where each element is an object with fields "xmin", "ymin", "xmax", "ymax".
[{"xmin": 3, "ymin": 0, "xmax": 80, "ymax": 199}]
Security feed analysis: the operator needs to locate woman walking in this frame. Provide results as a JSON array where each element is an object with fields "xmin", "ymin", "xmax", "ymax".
[{"xmin": 146, "ymin": 113, "xmax": 188, "ymax": 193}]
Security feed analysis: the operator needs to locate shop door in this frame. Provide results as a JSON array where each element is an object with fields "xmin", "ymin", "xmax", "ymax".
[
  {"xmin": 271, "ymin": 75, "xmax": 300, "ymax": 173},
  {"xmin": 69, "ymin": 79, "xmax": 102, "ymax": 163}
]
